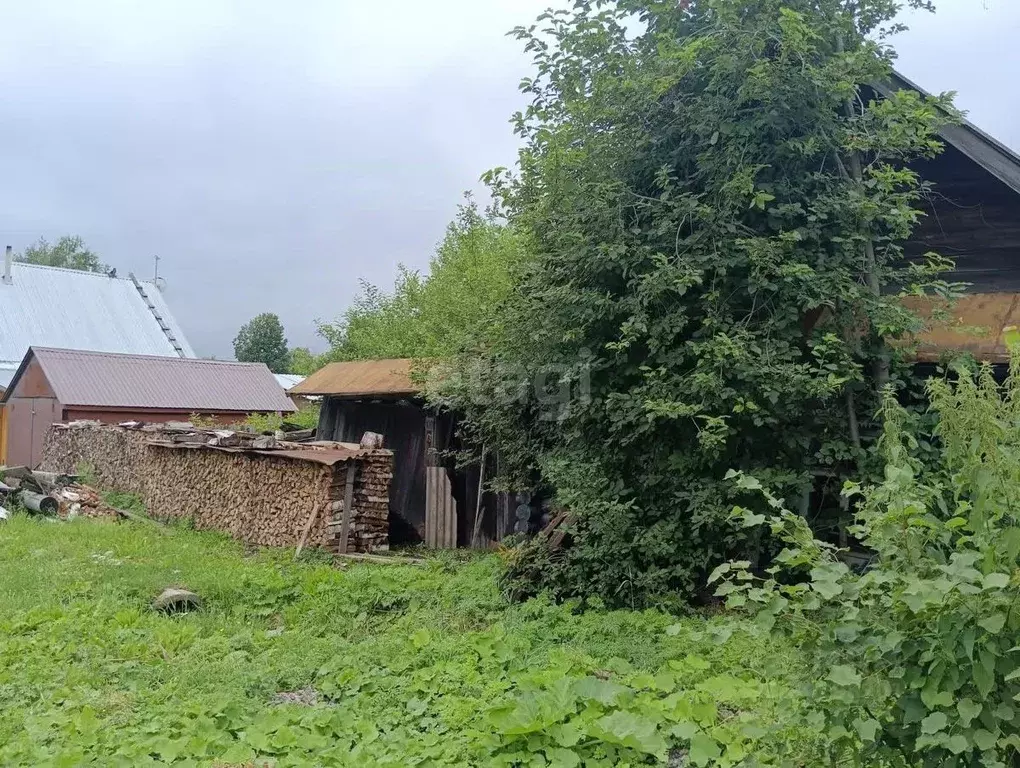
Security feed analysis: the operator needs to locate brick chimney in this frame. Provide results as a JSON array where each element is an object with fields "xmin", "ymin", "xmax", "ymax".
[{"xmin": 2, "ymin": 245, "xmax": 11, "ymax": 285}]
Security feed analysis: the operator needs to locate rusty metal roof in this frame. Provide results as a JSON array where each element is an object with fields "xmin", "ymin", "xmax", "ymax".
[
  {"xmin": 902, "ymin": 293, "xmax": 1020, "ymax": 363},
  {"xmin": 2, "ymin": 347, "xmax": 296, "ymax": 412},
  {"xmin": 148, "ymin": 440, "xmax": 372, "ymax": 465},
  {"xmin": 289, "ymin": 358, "xmax": 418, "ymax": 397}
]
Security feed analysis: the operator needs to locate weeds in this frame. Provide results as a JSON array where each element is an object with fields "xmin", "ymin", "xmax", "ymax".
[{"xmin": 0, "ymin": 517, "xmax": 811, "ymax": 765}]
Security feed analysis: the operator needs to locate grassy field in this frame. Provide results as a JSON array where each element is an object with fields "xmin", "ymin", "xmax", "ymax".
[{"xmin": 0, "ymin": 514, "xmax": 811, "ymax": 766}]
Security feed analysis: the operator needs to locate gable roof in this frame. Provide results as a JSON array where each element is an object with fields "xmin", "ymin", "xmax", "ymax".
[
  {"xmin": 0, "ymin": 262, "xmax": 195, "ymax": 388},
  {"xmin": 289, "ymin": 359, "xmax": 417, "ymax": 397},
  {"xmin": 1, "ymin": 347, "xmax": 295, "ymax": 412},
  {"xmin": 877, "ymin": 71, "xmax": 1020, "ymax": 195}
]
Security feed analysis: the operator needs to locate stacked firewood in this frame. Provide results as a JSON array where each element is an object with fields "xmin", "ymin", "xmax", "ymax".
[
  {"xmin": 42, "ymin": 422, "xmax": 151, "ymax": 495},
  {"xmin": 38, "ymin": 421, "xmax": 394, "ymax": 554},
  {"xmin": 324, "ymin": 451, "xmax": 393, "ymax": 552},
  {"xmin": 42, "ymin": 421, "xmax": 280, "ymax": 497},
  {"xmin": 144, "ymin": 446, "xmax": 334, "ymax": 546}
]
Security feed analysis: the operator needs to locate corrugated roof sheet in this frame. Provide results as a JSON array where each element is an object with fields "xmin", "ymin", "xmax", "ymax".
[
  {"xmin": 4, "ymin": 347, "xmax": 295, "ymax": 412},
  {"xmin": 274, "ymin": 373, "xmax": 306, "ymax": 391},
  {"xmin": 0, "ymin": 262, "xmax": 194, "ymax": 388},
  {"xmin": 289, "ymin": 358, "xmax": 418, "ymax": 397},
  {"xmin": 902, "ymin": 293, "xmax": 1020, "ymax": 363},
  {"xmin": 148, "ymin": 441, "xmax": 370, "ymax": 465}
]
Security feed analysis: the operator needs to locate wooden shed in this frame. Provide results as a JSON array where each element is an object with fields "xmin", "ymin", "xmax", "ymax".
[
  {"xmin": 0, "ymin": 347, "xmax": 295, "ymax": 468},
  {"xmin": 290, "ymin": 359, "xmax": 510, "ymax": 548}
]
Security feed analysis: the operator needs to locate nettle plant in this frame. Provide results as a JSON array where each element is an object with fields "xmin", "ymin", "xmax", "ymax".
[{"xmin": 715, "ymin": 361, "xmax": 1020, "ymax": 767}]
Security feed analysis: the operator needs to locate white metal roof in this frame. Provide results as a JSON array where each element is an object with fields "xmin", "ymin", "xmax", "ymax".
[
  {"xmin": 0, "ymin": 262, "xmax": 194, "ymax": 388},
  {"xmin": 274, "ymin": 373, "xmax": 305, "ymax": 391}
]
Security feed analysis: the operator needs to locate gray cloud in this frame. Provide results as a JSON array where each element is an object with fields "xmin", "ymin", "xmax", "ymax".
[{"xmin": 1, "ymin": 0, "xmax": 1015, "ymax": 359}]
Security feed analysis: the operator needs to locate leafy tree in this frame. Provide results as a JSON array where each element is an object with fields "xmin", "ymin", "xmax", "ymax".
[
  {"xmin": 288, "ymin": 347, "xmax": 327, "ymax": 376},
  {"xmin": 233, "ymin": 313, "xmax": 290, "ymax": 373},
  {"xmin": 438, "ymin": 0, "xmax": 958, "ymax": 604},
  {"xmin": 317, "ymin": 199, "xmax": 525, "ymax": 361},
  {"xmin": 16, "ymin": 235, "xmax": 109, "ymax": 273}
]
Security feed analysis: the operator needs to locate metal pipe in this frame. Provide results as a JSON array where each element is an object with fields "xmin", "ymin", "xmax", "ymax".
[
  {"xmin": 2, "ymin": 245, "xmax": 12, "ymax": 285},
  {"xmin": 20, "ymin": 491, "xmax": 58, "ymax": 515}
]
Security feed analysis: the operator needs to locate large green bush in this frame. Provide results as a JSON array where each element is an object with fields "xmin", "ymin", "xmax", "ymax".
[
  {"xmin": 438, "ymin": 0, "xmax": 958, "ymax": 605},
  {"xmin": 717, "ymin": 361, "xmax": 1020, "ymax": 766}
]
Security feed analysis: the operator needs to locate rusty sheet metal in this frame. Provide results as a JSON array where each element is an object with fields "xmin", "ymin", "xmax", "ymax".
[
  {"xmin": 147, "ymin": 440, "xmax": 372, "ymax": 466},
  {"xmin": 900, "ymin": 293, "xmax": 1020, "ymax": 363},
  {"xmin": 289, "ymin": 358, "xmax": 417, "ymax": 397}
]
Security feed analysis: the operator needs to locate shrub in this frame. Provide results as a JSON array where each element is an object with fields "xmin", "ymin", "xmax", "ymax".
[{"xmin": 716, "ymin": 361, "xmax": 1020, "ymax": 766}]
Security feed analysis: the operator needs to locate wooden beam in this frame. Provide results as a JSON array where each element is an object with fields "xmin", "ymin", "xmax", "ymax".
[
  {"xmin": 337, "ymin": 463, "xmax": 357, "ymax": 554},
  {"xmin": 336, "ymin": 552, "xmax": 425, "ymax": 566},
  {"xmin": 293, "ymin": 503, "xmax": 322, "ymax": 560},
  {"xmin": 470, "ymin": 445, "xmax": 486, "ymax": 548}
]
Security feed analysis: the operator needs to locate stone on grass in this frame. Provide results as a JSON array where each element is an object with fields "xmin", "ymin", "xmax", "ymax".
[{"xmin": 152, "ymin": 587, "xmax": 202, "ymax": 614}]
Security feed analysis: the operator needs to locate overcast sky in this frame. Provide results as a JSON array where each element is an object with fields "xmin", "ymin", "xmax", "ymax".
[{"xmin": 2, "ymin": 1, "xmax": 1017, "ymax": 359}]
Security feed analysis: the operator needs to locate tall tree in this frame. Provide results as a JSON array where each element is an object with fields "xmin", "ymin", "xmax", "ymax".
[
  {"xmin": 16, "ymin": 235, "xmax": 108, "ymax": 273},
  {"xmin": 438, "ymin": 0, "xmax": 958, "ymax": 604},
  {"xmin": 233, "ymin": 313, "xmax": 290, "ymax": 373},
  {"xmin": 318, "ymin": 198, "xmax": 525, "ymax": 361},
  {"xmin": 288, "ymin": 347, "xmax": 327, "ymax": 376}
]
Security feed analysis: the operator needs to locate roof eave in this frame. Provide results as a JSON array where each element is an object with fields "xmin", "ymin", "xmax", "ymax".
[
  {"xmin": 875, "ymin": 71, "xmax": 1020, "ymax": 195},
  {"xmin": 0, "ymin": 347, "xmax": 39, "ymax": 404}
]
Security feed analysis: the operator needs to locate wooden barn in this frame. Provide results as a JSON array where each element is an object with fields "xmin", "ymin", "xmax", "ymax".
[
  {"xmin": 0, "ymin": 347, "xmax": 295, "ymax": 468},
  {"xmin": 290, "ymin": 359, "xmax": 511, "ymax": 548}
]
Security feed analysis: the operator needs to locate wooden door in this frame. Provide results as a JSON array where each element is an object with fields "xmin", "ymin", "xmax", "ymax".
[{"xmin": 6, "ymin": 398, "xmax": 60, "ymax": 468}]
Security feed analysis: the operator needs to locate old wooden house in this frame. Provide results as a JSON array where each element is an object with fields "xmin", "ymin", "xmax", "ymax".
[{"xmin": 884, "ymin": 72, "xmax": 1020, "ymax": 361}]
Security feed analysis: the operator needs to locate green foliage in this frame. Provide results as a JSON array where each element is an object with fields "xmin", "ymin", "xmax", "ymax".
[
  {"xmin": 187, "ymin": 412, "xmax": 222, "ymax": 430},
  {"xmin": 318, "ymin": 197, "xmax": 525, "ymax": 361},
  {"xmin": 438, "ymin": 0, "xmax": 960, "ymax": 605},
  {"xmin": 285, "ymin": 402, "xmax": 321, "ymax": 430},
  {"xmin": 289, "ymin": 346, "xmax": 328, "ymax": 376},
  {"xmin": 243, "ymin": 402, "xmax": 320, "ymax": 433},
  {"xmin": 16, "ymin": 235, "xmax": 108, "ymax": 273},
  {"xmin": 233, "ymin": 312, "xmax": 291, "ymax": 372},
  {"xmin": 0, "ymin": 517, "xmax": 813, "ymax": 765},
  {"xmin": 717, "ymin": 360, "xmax": 1020, "ymax": 766}
]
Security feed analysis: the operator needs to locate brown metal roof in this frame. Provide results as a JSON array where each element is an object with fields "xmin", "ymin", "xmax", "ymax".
[
  {"xmin": 3, "ymin": 347, "xmax": 296, "ymax": 412},
  {"xmin": 289, "ymin": 358, "xmax": 418, "ymax": 397},
  {"xmin": 902, "ymin": 293, "xmax": 1020, "ymax": 363}
]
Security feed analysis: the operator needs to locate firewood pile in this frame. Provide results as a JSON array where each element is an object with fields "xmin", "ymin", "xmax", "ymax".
[
  {"xmin": 39, "ymin": 421, "xmax": 394, "ymax": 554},
  {"xmin": 42, "ymin": 421, "xmax": 151, "ymax": 495},
  {"xmin": 324, "ymin": 451, "xmax": 393, "ymax": 552}
]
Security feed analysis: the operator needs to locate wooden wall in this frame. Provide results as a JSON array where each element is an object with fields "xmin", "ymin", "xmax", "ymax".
[{"xmin": 909, "ymin": 143, "xmax": 1020, "ymax": 292}]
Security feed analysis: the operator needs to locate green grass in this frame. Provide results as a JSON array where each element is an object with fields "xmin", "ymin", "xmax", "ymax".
[{"xmin": 0, "ymin": 515, "xmax": 812, "ymax": 766}]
